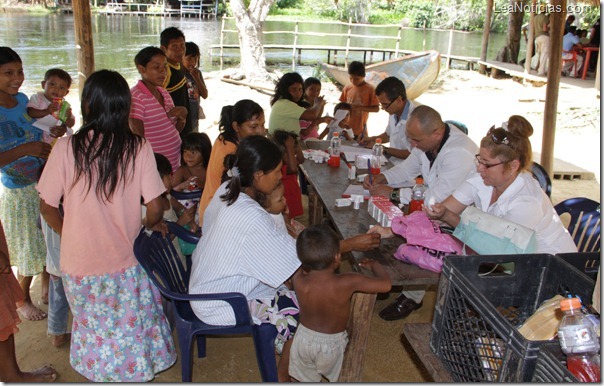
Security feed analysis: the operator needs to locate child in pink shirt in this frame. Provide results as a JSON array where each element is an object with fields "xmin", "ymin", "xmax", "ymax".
[{"xmin": 37, "ymin": 70, "xmax": 176, "ymax": 382}]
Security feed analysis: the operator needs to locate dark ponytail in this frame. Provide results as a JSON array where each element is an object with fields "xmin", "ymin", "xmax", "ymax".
[{"xmin": 220, "ymin": 135, "xmax": 282, "ymax": 206}]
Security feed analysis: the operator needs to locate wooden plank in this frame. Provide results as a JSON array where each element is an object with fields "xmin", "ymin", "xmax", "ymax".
[
  {"xmin": 339, "ymin": 292, "xmax": 376, "ymax": 382},
  {"xmin": 477, "ymin": 60, "xmax": 546, "ymax": 83},
  {"xmin": 402, "ymin": 323, "xmax": 453, "ymax": 383}
]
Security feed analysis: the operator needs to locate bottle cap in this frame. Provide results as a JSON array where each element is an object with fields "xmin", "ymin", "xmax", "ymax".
[
  {"xmin": 333, "ymin": 131, "xmax": 340, "ymax": 137},
  {"xmin": 416, "ymin": 177, "xmax": 424, "ymax": 184},
  {"xmin": 560, "ymin": 297, "xmax": 582, "ymax": 311},
  {"xmin": 375, "ymin": 138, "xmax": 382, "ymax": 144}
]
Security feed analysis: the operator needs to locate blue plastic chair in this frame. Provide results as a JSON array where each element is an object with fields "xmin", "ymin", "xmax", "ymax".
[
  {"xmin": 165, "ymin": 220, "xmax": 200, "ymax": 272},
  {"xmin": 133, "ymin": 227, "xmax": 279, "ymax": 382},
  {"xmin": 530, "ymin": 162, "xmax": 552, "ymax": 198},
  {"xmin": 554, "ymin": 197, "xmax": 601, "ymax": 252}
]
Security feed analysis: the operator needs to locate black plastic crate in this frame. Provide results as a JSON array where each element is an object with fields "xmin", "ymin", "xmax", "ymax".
[
  {"xmin": 430, "ymin": 254, "xmax": 595, "ymax": 382},
  {"xmin": 557, "ymin": 252, "xmax": 601, "ymax": 281},
  {"xmin": 531, "ymin": 343, "xmax": 579, "ymax": 382}
]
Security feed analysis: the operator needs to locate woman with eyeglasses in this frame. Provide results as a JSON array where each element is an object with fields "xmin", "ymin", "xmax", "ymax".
[{"xmin": 424, "ymin": 115, "xmax": 577, "ymax": 254}]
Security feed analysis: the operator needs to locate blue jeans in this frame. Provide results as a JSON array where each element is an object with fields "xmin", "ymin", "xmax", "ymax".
[{"xmin": 48, "ymin": 274, "xmax": 69, "ymax": 335}]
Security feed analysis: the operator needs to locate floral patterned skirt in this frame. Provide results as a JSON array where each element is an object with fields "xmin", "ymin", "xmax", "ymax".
[
  {"xmin": 249, "ymin": 286, "xmax": 300, "ymax": 355},
  {"xmin": 0, "ymin": 185, "xmax": 46, "ymax": 276},
  {"xmin": 63, "ymin": 264, "xmax": 176, "ymax": 382}
]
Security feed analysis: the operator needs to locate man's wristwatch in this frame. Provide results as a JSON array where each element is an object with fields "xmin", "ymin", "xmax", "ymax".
[{"xmin": 389, "ymin": 188, "xmax": 400, "ymax": 202}]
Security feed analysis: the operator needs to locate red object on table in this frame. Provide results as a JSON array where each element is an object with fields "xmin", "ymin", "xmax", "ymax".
[{"xmin": 581, "ymin": 46, "xmax": 599, "ymax": 80}]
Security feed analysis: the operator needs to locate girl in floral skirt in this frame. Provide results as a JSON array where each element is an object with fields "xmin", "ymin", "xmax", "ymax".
[{"xmin": 37, "ymin": 70, "xmax": 176, "ymax": 382}]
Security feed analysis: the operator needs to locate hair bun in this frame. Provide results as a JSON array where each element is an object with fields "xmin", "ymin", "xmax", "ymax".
[{"xmin": 506, "ymin": 115, "xmax": 534, "ymax": 139}]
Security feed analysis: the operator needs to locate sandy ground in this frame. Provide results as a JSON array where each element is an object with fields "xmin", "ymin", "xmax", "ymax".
[{"xmin": 11, "ymin": 67, "xmax": 601, "ymax": 382}]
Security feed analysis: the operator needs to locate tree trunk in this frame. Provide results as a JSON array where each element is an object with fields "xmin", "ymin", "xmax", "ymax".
[
  {"xmin": 479, "ymin": 0, "xmax": 494, "ymax": 74},
  {"xmin": 495, "ymin": 0, "xmax": 525, "ymax": 64},
  {"xmin": 230, "ymin": 0, "xmax": 275, "ymax": 81}
]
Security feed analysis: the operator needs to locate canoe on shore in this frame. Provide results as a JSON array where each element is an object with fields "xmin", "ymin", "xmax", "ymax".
[{"xmin": 320, "ymin": 50, "xmax": 441, "ymax": 100}]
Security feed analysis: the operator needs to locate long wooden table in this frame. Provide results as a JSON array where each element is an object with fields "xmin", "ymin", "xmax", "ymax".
[{"xmin": 300, "ymin": 156, "xmax": 441, "ymax": 382}]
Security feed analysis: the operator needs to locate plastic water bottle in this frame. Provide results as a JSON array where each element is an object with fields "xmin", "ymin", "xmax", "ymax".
[
  {"xmin": 408, "ymin": 177, "xmax": 426, "ymax": 213},
  {"xmin": 329, "ymin": 131, "xmax": 341, "ymax": 168},
  {"xmin": 558, "ymin": 297, "xmax": 601, "ymax": 382},
  {"xmin": 370, "ymin": 138, "xmax": 383, "ymax": 175}
]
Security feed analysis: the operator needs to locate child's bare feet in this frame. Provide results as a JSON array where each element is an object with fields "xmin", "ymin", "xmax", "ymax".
[
  {"xmin": 52, "ymin": 333, "xmax": 71, "ymax": 347},
  {"xmin": 10, "ymin": 366, "xmax": 58, "ymax": 382},
  {"xmin": 16, "ymin": 301, "xmax": 47, "ymax": 321}
]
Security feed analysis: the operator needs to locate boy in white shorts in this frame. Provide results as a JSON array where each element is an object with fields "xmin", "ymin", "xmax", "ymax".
[{"xmin": 290, "ymin": 225, "xmax": 391, "ymax": 382}]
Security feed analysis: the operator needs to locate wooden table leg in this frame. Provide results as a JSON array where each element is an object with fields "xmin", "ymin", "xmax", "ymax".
[
  {"xmin": 338, "ymin": 292, "xmax": 377, "ymax": 382},
  {"xmin": 582, "ymin": 49, "xmax": 592, "ymax": 80},
  {"xmin": 307, "ymin": 184, "xmax": 324, "ymax": 226}
]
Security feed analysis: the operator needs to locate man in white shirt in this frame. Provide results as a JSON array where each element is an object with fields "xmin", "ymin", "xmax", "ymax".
[
  {"xmin": 363, "ymin": 104, "xmax": 478, "ymax": 320},
  {"xmin": 562, "ymin": 26, "xmax": 584, "ymax": 77},
  {"xmin": 359, "ymin": 76, "xmax": 416, "ymax": 165}
]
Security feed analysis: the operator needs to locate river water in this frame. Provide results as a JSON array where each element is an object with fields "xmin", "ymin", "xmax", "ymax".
[{"xmin": 1, "ymin": 12, "xmax": 519, "ymax": 95}]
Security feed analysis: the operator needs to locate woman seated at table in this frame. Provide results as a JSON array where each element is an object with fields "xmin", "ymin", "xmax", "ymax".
[
  {"xmin": 189, "ymin": 135, "xmax": 380, "ymax": 381},
  {"xmin": 422, "ymin": 115, "xmax": 577, "ymax": 254}
]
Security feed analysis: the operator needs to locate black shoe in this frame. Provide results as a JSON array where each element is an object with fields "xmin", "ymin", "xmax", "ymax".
[{"xmin": 378, "ymin": 294, "xmax": 423, "ymax": 321}]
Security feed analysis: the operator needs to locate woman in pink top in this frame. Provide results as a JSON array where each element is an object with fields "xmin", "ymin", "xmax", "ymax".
[
  {"xmin": 129, "ymin": 46, "xmax": 187, "ymax": 172},
  {"xmin": 37, "ymin": 70, "xmax": 176, "ymax": 382}
]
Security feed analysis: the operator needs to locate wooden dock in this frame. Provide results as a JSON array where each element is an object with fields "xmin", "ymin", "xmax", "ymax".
[{"xmin": 98, "ymin": 0, "xmax": 217, "ymax": 18}]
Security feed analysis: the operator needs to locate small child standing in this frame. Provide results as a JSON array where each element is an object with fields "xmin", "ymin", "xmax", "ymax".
[
  {"xmin": 318, "ymin": 102, "xmax": 354, "ymax": 141},
  {"xmin": 290, "ymin": 225, "xmax": 391, "ymax": 382},
  {"xmin": 338, "ymin": 61, "xmax": 379, "ymax": 139},
  {"xmin": 171, "ymin": 132, "xmax": 212, "ymax": 232},
  {"xmin": 271, "ymin": 130, "xmax": 305, "ymax": 220},
  {"xmin": 183, "ymin": 42, "xmax": 208, "ymax": 133},
  {"xmin": 26, "ymin": 68, "xmax": 75, "ymax": 145}
]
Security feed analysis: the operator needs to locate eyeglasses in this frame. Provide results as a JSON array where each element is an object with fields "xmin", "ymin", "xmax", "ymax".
[
  {"xmin": 487, "ymin": 126, "xmax": 517, "ymax": 150},
  {"xmin": 474, "ymin": 154, "xmax": 508, "ymax": 169},
  {"xmin": 380, "ymin": 96, "xmax": 399, "ymax": 110}
]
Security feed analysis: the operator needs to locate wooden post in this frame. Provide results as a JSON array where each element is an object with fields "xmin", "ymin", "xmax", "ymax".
[
  {"xmin": 422, "ymin": 21, "xmax": 427, "ymax": 51},
  {"xmin": 595, "ymin": 51, "xmax": 600, "ymax": 91},
  {"xmin": 446, "ymin": 25, "xmax": 454, "ymax": 70},
  {"xmin": 345, "ymin": 18, "xmax": 352, "ymax": 69},
  {"xmin": 541, "ymin": 0, "xmax": 565, "ymax": 176},
  {"xmin": 219, "ymin": 16, "xmax": 225, "ymax": 71},
  {"xmin": 524, "ymin": 0, "xmax": 537, "ymax": 79},
  {"xmin": 395, "ymin": 25, "xmax": 402, "ymax": 58},
  {"xmin": 72, "ymin": 0, "xmax": 95, "ymax": 97},
  {"xmin": 292, "ymin": 21, "xmax": 298, "ymax": 71},
  {"xmin": 479, "ymin": 0, "xmax": 494, "ymax": 74}
]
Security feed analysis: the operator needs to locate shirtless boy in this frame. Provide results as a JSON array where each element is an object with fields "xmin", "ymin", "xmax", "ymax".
[{"xmin": 290, "ymin": 225, "xmax": 391, "ymax": 382}]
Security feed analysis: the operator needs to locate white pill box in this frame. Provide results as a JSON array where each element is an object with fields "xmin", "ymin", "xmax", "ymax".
[{"xmin": 335, "ymin": 198, "xmax": 352, "ymax": 207}]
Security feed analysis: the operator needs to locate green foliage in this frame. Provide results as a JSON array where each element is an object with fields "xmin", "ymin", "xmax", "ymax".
[
  {"xmin": 300, "ymin": 0, "xmax": 371, "ymax": 23},
  {"xmin": 274, "ymin": 0, "xmax": 301, "ymax": 9},
  {"xmin": 580, "ymin": 6, "xmax": 600, "ymax": 29},
  {"xmin": 406, "ymin": 0, "xmax": 435, "ymax": 28}
]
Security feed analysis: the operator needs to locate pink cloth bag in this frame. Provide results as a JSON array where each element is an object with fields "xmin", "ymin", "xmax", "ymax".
[{"xmin": 391, "ymin": 211, "xmax": 462, "ymax": 273}]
